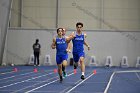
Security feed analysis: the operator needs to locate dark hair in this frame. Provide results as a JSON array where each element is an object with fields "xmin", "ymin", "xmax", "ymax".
[
  {"xmin": 76, "ymin": 22, "xmax": 83, "ymax": 27},
  {"xmin": 57, "ymin": 28, "xmax": 63, "ymax": 33},
  {"xmin": 36, "ymin": 39, "xmax": 39, "ymax": 43},
  {"xmin": 62, "ymin": 28, "xmax": 66, "ymax": 31}
]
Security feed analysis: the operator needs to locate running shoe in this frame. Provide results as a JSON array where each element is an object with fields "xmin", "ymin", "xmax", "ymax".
[
  {"xmin": 81, "ymin": 75, "xmax": 85, "ymax": 80},
  {"xmin": 63, "ymin": 71, "xmax": 67, "ymax": 78}
]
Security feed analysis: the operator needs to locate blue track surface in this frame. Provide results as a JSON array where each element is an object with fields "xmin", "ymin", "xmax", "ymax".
[{"xmin": 0, "ymin": 66, "xmax": 140, "ymax": 93}]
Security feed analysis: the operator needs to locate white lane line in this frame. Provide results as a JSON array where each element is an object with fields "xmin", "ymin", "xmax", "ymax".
[
  {"xmin": 60, "ymin": 79, "xmax": 82, "ymax": 93},
  {"xmin": 0, "ymin": 71, "xmax": 15, "ymax": 75},
  {"xmin": 65, "ymin": 73, "xmax": 94, "ymax": 93},
  {"xmin": 25, "ymin": 73, "xmax": 74, "ymax": 93},
  {"xmin": 0, "ymin": 72, "xmax": 44, "ymax": 84},
  {"xmin": 13, "ymin": 70, "xmax": 74, "ymax": 93},
  {"xmin": 104, "ymin": 72, "xmax": 115, "ymax": 93},
  {"xmin": 116, "ymin": 70, "xmax": 140, "ymax": 73},
  {"xmin": 0, "ymin": 72, "xmax": 54, "ymax": 89},
  {"xmin": 11, "ymin": 76, "xmax": 59, "ymax": 93},
  {"xmin": 0, "ymin": 72, "xmax": 34, "ymax": 81},
  {"xmin": 104, "ymin": 70, "xmax": 140, "ymax": 93},
  {"xmin": 0, "ymin": 69, "xmax": 13, "ymax": 74},
  {"xmin": 0, "ymin": 68, "xmax": 51, "ymax": 75},
  {"xmin": 0, "ymin": 69, "xmax": 53, "ymax": 81},
  {"xmin": 0, "ymin": 68, "xmax": 35, "ymax": 76},
  {"xmin": 135, "ymin": 72, "xmax": 140, "ymax": 80}
]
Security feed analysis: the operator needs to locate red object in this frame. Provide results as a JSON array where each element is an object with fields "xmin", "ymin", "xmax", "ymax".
[
  {"xmin": 54, "ymin": 69, "xmax": 57, "ymax": 73},
  {"xmin": 13, "ymin": 68, "xmax": 18, "ymax": 72},
  {"xmin": 34, "ymin": 68, "xmax": 38, "ymax": 72},
  {"xmin": 74, "ymin": 69, "xmax": 77, "ymax": 74},
  {"xmin": 93, "ymin": 70, "xmax": 96, "ymax": 74}
]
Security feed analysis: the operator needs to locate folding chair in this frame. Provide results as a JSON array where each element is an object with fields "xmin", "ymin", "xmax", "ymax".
[
  {"xmin": 105, "ymin": 56, "xmax": 113, "ymax": 67},
  {"xmin": 44, "ymin": 55, "xmax": 51, "ymax": 65},
  {"xmin": 29, "ymin": 54, "xmax": 34, "ymax": 65},
  {"xmin": 121, "ymin": 56, "xmax": 129, "ymax": 68},
  {"xmin": 89, "ymin": 56, "xmax": 97, "ymax": 66},
  {"xmin": 136, "ymin": 57, "xmax": 140, "ymax": 68}
]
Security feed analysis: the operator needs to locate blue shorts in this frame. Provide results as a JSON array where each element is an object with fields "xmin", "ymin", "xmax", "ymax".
[
  {"xmin": 66, "ymin": 53, "xmax": 68, "ymax": 59},
  {"xmin": 73, "ymin": 52, "xmax": 85, "ymax": 62},
  {"xmin": 56, "ymin": 54, "xmax": 68, "ymax": 64}
]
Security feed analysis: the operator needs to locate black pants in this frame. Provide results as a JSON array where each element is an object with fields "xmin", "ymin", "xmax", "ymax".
[{"xmin": 34, "ymin": 52, "xmax": 39, "ymax": 65}]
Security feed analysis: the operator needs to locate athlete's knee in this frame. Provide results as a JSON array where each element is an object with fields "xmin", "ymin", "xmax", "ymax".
[
  {"xmin": 80, "ymin": 57, "xmax": 84, "ymax": 62},
  {"xmin": 62, "ymin": 60, "xmax": 67, "ymax": 66}
]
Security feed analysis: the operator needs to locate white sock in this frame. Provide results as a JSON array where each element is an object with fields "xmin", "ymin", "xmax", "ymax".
[{"xmin": 82, "ymin": 72, "xmax": 85, "ymax": 76}]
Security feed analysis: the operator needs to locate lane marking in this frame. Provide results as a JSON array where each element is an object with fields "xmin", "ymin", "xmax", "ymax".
[
  {"xmin": 11, "ymin": 75, "xmax": 59, "ymax": 93},
  {"xmin": 0, "ymin": 72, "xmax": 44, "ymax": 84},
  {"xmin": 60, "ymin": 79, "xmax": 82, "ymax": 93},
  {"xmin": 0, "ymin": 72, "xmax": 54, "ymax": 89},
  {"xmin": 104, "ymin": 72, "xmax": 115, "ymax": 93},
  {"xmin": 104, "ymin": 70, "xmax": 140, "ymax": 93},
  {"xmin": 116, "ymin": 70, "xmax": 140, "ymax": 73},
  {"xmin": 0, "ymin": 71, "xmax": 15, "ymax": 75},
  {"xmin": 13, "ymin": 70, "xmax": 74, "ymax": 93},
  {"xmin": 65, "ymin": 73, "xmax": 94, "ymax": 93},
  {"xmin": 25, "ymin": 73, "xmax": 74, "ymax": 93},
  {"xmin": 135, "ymin": 72, "xmax": 140, "ymax": 80},
  {"xmin": 0, "ymin": 72, "xmax": 33, "ymax": 81}
]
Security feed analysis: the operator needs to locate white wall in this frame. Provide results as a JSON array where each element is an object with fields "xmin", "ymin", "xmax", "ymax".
[
  {"xmin": 21, "ymin": 0, "xmax": 57, "ymax": 28},
  {"xmin": 0, "ymin": 0, "xmax": 12, "ymax": 65},
  {"xmin": 4, "ymin": 28, "xmax": 140, "ymax": 67},
  {"xmin": 5, "ymin": 28, "xmax": 56, "ymax": 65},
  {"xmin": 10, "ymin": 0, "xmax": 21, "ymax": 27},
  {"xmin": 10, "ymin": 0, "xmax": 140, "ymax": 30},
  {"xmin": 103, "ymin": 0, "xmax": 140, "ymax": 30}
]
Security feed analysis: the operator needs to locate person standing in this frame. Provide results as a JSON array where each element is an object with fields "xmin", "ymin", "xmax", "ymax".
[
  {"xmin": 71, "ymin": 22, "xmax": 90, "ymax": 80},
  {"xmin": 33, "ymin": 39, "xmax": 41, "ymax": 66}
]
